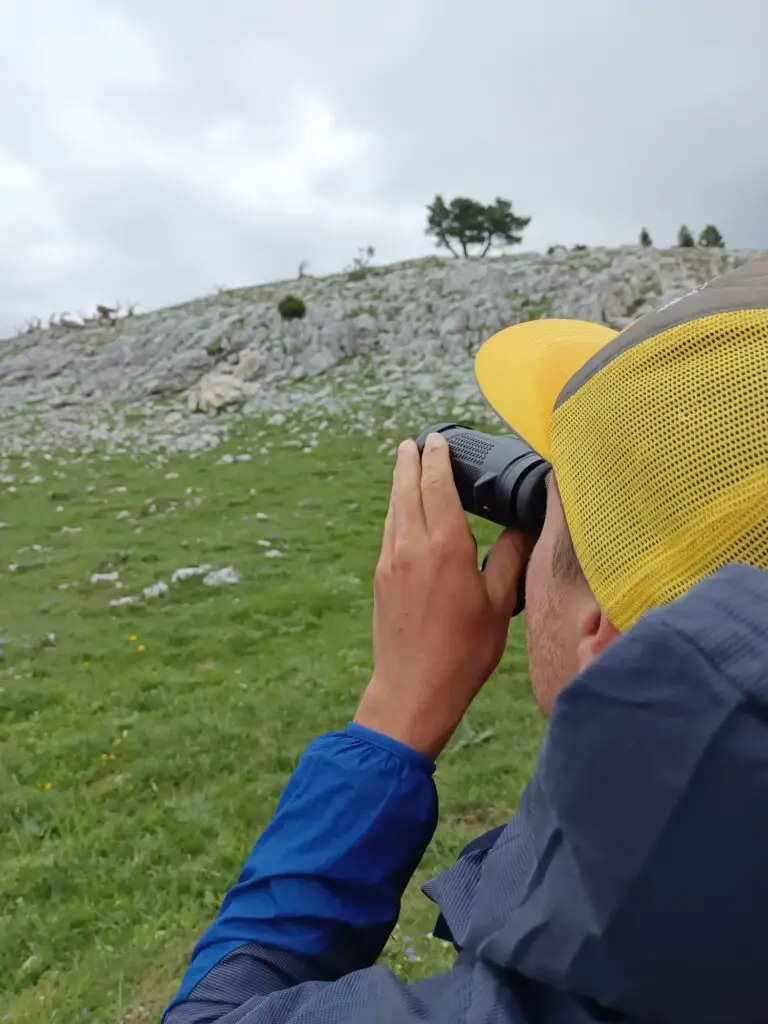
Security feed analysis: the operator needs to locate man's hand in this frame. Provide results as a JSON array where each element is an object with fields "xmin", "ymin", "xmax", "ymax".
[{"xmin": 354, "ymin": 433, "xmax": 531, "ymax": 760}]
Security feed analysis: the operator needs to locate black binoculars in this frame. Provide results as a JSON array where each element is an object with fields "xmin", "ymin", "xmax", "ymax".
[{"xmin": 415, "ymin": 424, "xmax": 551, "ymax": 613}]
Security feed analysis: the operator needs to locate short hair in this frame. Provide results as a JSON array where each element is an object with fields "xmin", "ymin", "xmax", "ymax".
[{"xmin": 550, "ymin": 474, "xmax": 583, "ymax": 582}]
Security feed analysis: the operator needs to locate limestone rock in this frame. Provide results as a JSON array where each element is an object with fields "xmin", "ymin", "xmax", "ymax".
[
  {"xmin": 187, "ymin": 372, "xmax": 244, "ymax": 414},
  {"xmin": 0, "ymin": 245, "xmax": 760, "ymax": 456},
  {"xmin": 202, "ymin": 566, "xmax": 242, "ymax": 586},
  {"xmin": 235, "ymin": 349, "xmax": 265, "ymax": 382}
]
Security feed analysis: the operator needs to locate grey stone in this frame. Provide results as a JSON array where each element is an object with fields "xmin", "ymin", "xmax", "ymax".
[
  {"xmin": 171, "ymin": 564, "xmax": 212, "ymax": 584},
  {"xmin": 202, "ymin": 566, "xmax": 242, "ymax": 586},
  {"xmin": 143, "ymin": 580, "xmax": 170, "ymax": 599}
]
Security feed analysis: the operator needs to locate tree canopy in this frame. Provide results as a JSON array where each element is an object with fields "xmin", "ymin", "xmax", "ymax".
[
  {"xmin": 677, "ymin": 224, "xmax": 695, "ymax": 248},
  {"xmin": 426, "ymin": 195, "xmax": 530, "ymax": 258},
  {"xmin": 698, "ymin": 224, "xmax": 725, "ymax": 248}
]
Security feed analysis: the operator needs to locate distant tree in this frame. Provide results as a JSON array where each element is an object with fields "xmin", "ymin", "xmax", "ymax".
[
  {"xmin": 426, "ymin": 196, "xmax": 483, "ymax": 257},
  {"xmin": 677, "ymin": 224, "xmax": 696, "ymax": 248},
  {"xmin": 426, "ymin": 195, "xmax": 530, "ymax": 258},
  {"xmin": 698, "ymin": 224, "xmax": 725, "ymax": 248},
  {"xmin": 639, "ymin": 228, "xmax": 653, "ymax": 247},
  {"xmin": 277, "ymin": 294, "xmax": 306, "ymax": 321},
  {"xmin": 572, "ymin": 244, "xmax": 587, "ymax": 252},
  {"xmin": 481, "ymin": 198, "xmax": 531, "ymax": 257}
]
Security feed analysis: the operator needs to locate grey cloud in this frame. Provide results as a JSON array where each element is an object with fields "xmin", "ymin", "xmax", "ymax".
[{"xmin": 1, "ymin": 0, "xmax": 767, "ymax": 336}]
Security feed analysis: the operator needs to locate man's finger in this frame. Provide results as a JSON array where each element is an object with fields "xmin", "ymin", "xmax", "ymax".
[
  {"xmin": 420, "ymin": 433, "xmax": 465, "ymax": 535},
  {"xmin": 380, "ymin": 470, "xmax": 396, "ymax": 559},
  {"xmin": 392, "ymin": 440, "xmax": 426, "ymax": 540},
  {"xmin": 483, "ymin": 529, "xmax": 531, "ymax": 617}
]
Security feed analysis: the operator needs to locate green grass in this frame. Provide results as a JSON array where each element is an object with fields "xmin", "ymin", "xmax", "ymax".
[
  {"xmin": 0, "ymin": 417, "xmax": 544, "ymax": 1023},
  {"xmin": 625, "ymin": 296, "xmax": 646, "ymax": 318},
  {"xmin": 522, "ymin": 296, "xmax": 554, "ymax": 321}
]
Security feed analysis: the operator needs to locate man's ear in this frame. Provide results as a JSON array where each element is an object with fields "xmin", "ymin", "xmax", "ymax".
[{"xmin": 576, "ymin": 595, "xmax": 620, "ymax": 673}]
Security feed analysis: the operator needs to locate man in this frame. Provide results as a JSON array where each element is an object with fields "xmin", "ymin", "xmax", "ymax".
[{"xmin": 164, "ymin": 259, "xmax": 768, "ymax": 1023}]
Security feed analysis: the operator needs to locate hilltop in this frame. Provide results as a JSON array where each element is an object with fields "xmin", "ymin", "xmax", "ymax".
[{"xmin": 0, "ymin": 244, "xmax": 758, "ymax": 457}]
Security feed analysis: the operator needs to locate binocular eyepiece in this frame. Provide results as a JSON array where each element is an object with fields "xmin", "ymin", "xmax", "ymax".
[{"xmin": 415, "ymin": 424, "xmax": 551, "ymax": 614}]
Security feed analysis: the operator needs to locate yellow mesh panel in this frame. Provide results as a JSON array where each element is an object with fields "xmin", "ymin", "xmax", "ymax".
[{"xmin": 550, "ymin": 310, "xmax": 768, "ymax": 632}]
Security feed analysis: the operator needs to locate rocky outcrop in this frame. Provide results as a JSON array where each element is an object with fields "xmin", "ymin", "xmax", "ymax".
[{"xmin": 0, "ymin": 245, "xmax": 758, "ymax": 455}]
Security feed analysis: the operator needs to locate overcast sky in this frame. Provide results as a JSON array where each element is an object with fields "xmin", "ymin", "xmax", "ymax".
[{"xmin": 1, "ymin": 0, "xmax": 766, "ymax": 337}]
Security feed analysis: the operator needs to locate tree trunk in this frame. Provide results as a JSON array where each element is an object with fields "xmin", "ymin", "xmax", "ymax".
[
  {"xmin": 441, "ymin": 235, "xmax": 460, "ymax": 258},
  {"xmin": 479, "ymin": 234, "xmax": 493, "ymax": 258}
]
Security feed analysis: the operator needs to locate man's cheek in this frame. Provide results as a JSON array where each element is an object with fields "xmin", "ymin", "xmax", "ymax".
[{"xmin": 524, "ymin": 536, "xmax": 546, "ymax": 603}]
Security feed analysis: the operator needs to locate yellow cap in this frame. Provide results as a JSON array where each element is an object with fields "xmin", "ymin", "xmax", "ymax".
[{"xmin": 475, "ymin": 259, "xmax": 768, "ymax": 632}]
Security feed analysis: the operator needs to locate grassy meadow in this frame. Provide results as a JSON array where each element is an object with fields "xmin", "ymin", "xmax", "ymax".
[{"xmin": 0, "ymin": 416, "xmax": 545, "ymax": 1023}]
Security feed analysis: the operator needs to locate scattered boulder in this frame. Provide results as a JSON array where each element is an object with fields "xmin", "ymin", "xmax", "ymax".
[
  {"xmin": 187, "ymin": 372, "xmax": 244, "ymax": 414},
  {"xmin": 202, "ymin": 566, "xmax": 242, "ymax": 587},
  {"xmin": 235, "ymin": 349, "xmax": 265, "ymax": 382},
  {"xmin": 171, "ymin": 565, "xmax": 212, "ymax": 584}
]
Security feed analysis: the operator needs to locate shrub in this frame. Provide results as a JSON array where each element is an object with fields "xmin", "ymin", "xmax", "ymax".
[
  {"xmin": 278, "ymin": 294, "xmax": 307, "ymax": 321},
  {"xmin": 345, "ymin": 246, "xmax": 375, "ymax": 282},
  {"xmin": 639, "ymin": 228, "xmax": 652, "ymax": 247}
]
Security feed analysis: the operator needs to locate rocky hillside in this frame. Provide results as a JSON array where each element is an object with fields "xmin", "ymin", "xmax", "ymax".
[{"xmin": 0, "ymin": 245, "xmax": 758, "ymax": 456}]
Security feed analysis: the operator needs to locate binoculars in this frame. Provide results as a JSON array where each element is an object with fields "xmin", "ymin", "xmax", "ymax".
[{"xmin": 415, "ymin": 424, "xmax": 551, "ymax": 613}]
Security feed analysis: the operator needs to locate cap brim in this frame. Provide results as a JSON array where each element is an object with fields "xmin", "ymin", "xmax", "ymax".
[{"xmin": 475, "ymin": 319, "xmax": 619, "ymax": 461}]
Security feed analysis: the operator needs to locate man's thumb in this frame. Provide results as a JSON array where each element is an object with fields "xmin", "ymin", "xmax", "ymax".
[{"xmin": 483, "ymin": 528, "xmax": 531, "ymax": 617}]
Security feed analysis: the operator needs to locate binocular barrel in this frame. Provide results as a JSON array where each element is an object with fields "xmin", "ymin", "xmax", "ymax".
[{"xmin": 415, "ymin": 423, "xmax": 550, "ymax": 537}]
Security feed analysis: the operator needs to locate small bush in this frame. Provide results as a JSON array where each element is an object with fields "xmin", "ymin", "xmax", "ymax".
[
  {"xmin": 278, "ymin": 294, "xmax": 307, "ymax": 321},
  {"xmin": 523, "ymin": 296, "xmax": 553, "ymax": 321},
  {"xmin": 345, "ymin": 246, "xmax": 375, "ymax": 282}
]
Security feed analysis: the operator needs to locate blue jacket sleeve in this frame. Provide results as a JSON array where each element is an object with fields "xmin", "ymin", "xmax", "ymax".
[{"xmin": 163, "ymin": 723, "xmax": 438, "ymax": 1022}]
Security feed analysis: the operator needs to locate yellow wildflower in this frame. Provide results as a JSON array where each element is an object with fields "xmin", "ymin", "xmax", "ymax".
[
  {"xmin": 43, "ymin": 781, "xmax": 53, "ymax": 791},
  {"xmin": 137, "ymin": 644, "xmax": 146, "ymax": 653}
]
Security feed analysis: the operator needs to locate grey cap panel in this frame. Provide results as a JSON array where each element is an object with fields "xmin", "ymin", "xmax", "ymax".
[{"xmin": 554, "ymin": 257, "xmax": 768, "ymax": 410}]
